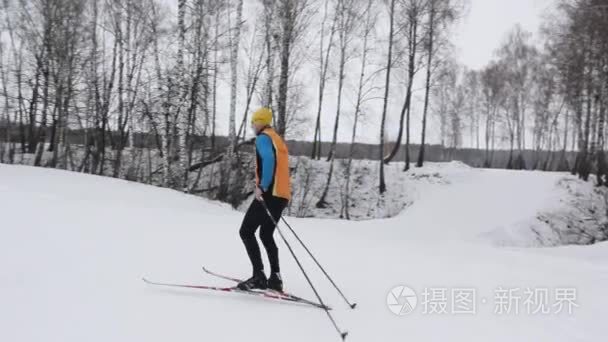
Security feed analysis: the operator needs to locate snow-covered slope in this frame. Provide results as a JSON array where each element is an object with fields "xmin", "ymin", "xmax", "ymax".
[
  {"xmin": 281, "ymin": 159, "xmax": 607, "ymax": 245},
  {"xmin": 395, "ymin": 163, "xmax": 608, "ymax": 246},
  {"xmin": 1, "ymin": 164, "xmax": 607, "ymax": 342}
]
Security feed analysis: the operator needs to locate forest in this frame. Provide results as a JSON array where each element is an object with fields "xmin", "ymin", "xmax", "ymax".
[{"xmin": 0, "ymin": 0, "xmax": 606, "ymax": 208}]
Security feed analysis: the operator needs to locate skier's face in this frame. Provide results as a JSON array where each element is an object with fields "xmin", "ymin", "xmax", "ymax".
[{"xmin": 251, "ymin": 122, "xmax": 265, "ymax": 135}]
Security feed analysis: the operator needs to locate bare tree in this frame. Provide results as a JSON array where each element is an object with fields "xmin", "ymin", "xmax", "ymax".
[
  {"xmin": 317, "ymin": 0, "xmax": 357, "ymax": 208},
  {"xmin": 275, "ymin": 0, "xmax": 314, "ymax": 137},
  {"xmin": 228, "ymin": 0, "xmax": 244, "ymax": 154},
  {"xmin": 261, "ymin": 0, "xmax": 277, "ymax": 109},
  {"xmin": 480, "ymin": 61, "xmax": 505, "ymax": 167},
  {"xmin": 417, "ymin": 0, "xmax": 460, "ymax": 167},
  {"xmin": 176, "ymin": 0, "xmax": 189, "ymax": 186},
  {"xmin": 311, "ymin": 0, "xmax": 337, "ymax": 159},
  {"xmin": 384, "ymin": 0, "xmax": 425, "ymax": 167},
  {"xmin": 379, "ymin": 0, "xmax": 397, "ymax": 194},
  {"xmin": 497, "ymin": 25, "xmax": 537, "ymax": 170},
  {"xmin": 236, "ymin": 20, "xmax": 266, "ymax": 142},
  {"xmin": 344, "ymin": 0, "xmax": 376, "ymax": 219},
  {"xmin": 276, "ymin": 0, "xmax": 295, "ymax": 136}
]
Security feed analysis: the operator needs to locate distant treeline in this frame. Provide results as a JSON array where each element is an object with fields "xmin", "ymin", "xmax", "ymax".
[{"xmin": 0, "ymin": 126, "xmax": 575, "ymax": 171}]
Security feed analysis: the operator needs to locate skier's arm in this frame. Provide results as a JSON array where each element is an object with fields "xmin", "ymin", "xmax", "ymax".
[{"xmin": 256, "ymin": 134, "xmax": 275, "ymax": 192}]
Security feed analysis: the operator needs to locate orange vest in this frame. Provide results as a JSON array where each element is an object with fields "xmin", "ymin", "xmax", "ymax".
[{"xmin": 255, "ymin": 127, "xmax": 291, "ymax": 201}]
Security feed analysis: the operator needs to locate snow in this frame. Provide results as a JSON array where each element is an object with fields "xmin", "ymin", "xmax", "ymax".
[
  {"xmin": 279, "ymin": 158, "xmax": 607, "ymax": 246},
  {"xmin": 395, "ymin": 165, "xmax": 607, "ymax": 246},
  {"xmin": 1, "ymin": 163, "xmax": 607, "ymax": 342}
]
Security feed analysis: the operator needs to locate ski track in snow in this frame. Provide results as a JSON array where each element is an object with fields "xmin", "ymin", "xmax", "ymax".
[{"xmin": 1, "ymin": 163, "xmax": 607, "ymax": 342}]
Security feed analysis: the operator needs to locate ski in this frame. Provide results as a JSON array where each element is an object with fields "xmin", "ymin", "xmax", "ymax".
[
  {"xmin": 202, "ymin": 266, "xmax": 241, "ymax": 283},
  {"xmin": 202, "ymin": 266, "xmax": 332, "ymax": 311},
  {"xmin": 142, "ymin": 277, "xmax": 329, "ymax": 310}
]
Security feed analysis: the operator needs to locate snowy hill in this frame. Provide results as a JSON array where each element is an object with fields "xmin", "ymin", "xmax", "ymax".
[
  {"xmin": 280, "ymin": 159, "xmax": 607, "ymax": 246},
  {"xmin": 2, "ymin": 164, "xmax": 608, "ymax": 342}
]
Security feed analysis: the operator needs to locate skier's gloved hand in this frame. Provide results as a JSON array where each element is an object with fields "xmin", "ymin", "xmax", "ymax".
[{"xmin": 255, "ymin": 186, "xmax": 265, "ymax": 202}]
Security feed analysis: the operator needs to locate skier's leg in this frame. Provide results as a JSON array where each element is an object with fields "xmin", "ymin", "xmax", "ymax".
[
  {"xmin": 259, "ymin": 196, "xmax": 288, "ymax": 274},
  {"xmin": 239, "ymin": 200, "xmax": 265, "ymax": 274},
  {"xmin": 259, "ymin": 223, "xmax": 280, "ymax": 274}
]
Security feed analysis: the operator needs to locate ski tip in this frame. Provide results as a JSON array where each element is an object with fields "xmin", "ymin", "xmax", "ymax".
[
  {"xmin": 341, "ymin": 331, "xmax": 349, "ymax": 340},
  {"xmin": 350, "ymin": 303, "xmax": 357, "ymax": 309},
  {"xmin": 142, "ymin": 277, "xmax": 155, "ymax": 285}
]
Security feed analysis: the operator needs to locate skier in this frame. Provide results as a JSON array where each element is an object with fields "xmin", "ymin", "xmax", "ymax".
[{"xmin": 238, "ymin": 107, "xmax": 291, "ymax": 292}]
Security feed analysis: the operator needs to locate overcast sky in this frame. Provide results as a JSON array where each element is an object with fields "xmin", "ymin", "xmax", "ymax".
[
  {"xmin": 158, "ymin": 0, "xmax": 557, "ymax": 69},
  {"xmin": 452, "ymin": 0, "xmax": 556, "ymax": 70}
]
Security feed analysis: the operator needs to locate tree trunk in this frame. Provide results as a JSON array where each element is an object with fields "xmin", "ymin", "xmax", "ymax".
[
  {"xmin": 228, "ymin": 0, "xmax": 243, "ymax": 153},
  {"xmin": 27, "ymin": 57, "xmax": 42, "ymax": 154},
  {"xmin": 379, "ymin": 0, "xmax": 396, "ymax": 194},
  {"xmin": 0, "ymin": 46, "xmax": 11, "ymax": 163},
  {"xmin": 263, "ymin": 0, "xmax": 275, "ymax": 109},
  {"xmin": 212, "ymin": 9, "xmax": 220, "ymax": 151},
  {"xmin": 311, "ymin": 0, "xmax": 337, "ymax": 160},
  {"xmin": 344, "ymin": 0, "xmax": 373, "ymax": 219},
  {"xmin": 385, "ymin": 11, "xmax": 418, "ymax": 165},
  {"xmin": 317, "ymin": 0, "xmax": 350, "ymax": 207},
  {"xmin": 177, "ymin": 0, "xmax": 189, "ymax": 187},
  {"xmin": 114, "ymin": 4, "xmax": 125, "ymax": 177},
  {"xmin": 596, "ymin": 93, "xmax": 605, "ymax": 185},
  {"xmin": 276, "ymin": 1, "xmax": 293, "ymax": 137},
  {"xmin": 417, "ymin": 1, "xmax": 435, "ymax": 168}
]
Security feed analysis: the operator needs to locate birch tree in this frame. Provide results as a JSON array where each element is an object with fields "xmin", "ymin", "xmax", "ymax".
[
  {"xmin": 498, "ymin": 25, "xmax": 537, "ymax": 170},
  {"xmin": 317, "ymin": 0, "xmax": 356, "ymax": 208},
  {"xmin": 384, "ymin": 0, "xmax": 425, "ymax": 167},
  {"xmin": 379, "ymin": 0, "xmax": 397, "ymax": 194},
  {"xmin": 311, "ymin": 0, "xmax": 337, "ymax": 159},
  {"xmin": 275, "ymin": 0, "xmax": 313, "ymax": 137},
  {"xmin": 228, "ymin": 0, "xmax": 244, "ymax": 154},
  {"xmin": 344, "ymin": 0, "xmax": 376, "ymax": 219}
]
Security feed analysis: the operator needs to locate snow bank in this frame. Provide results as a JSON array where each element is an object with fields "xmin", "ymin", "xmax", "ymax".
[
  {"xmin": 282, "ymin": 158, "xmax": 607, "ymax": 247},
  {"xmin": 263, "ymin": 158, "xmax": 474, "ymax": 220}
]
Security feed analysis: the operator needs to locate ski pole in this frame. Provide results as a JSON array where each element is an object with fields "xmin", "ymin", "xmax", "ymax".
[
  {"xmin": 278, "ymin": 215, "xmax": 357, "ymax": 309},
  {"xmin": 260, "ymin": 200, "xmax": 348, "ymax": 341}
]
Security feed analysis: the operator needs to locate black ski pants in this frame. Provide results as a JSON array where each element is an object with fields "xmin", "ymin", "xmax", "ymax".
[{"xmin": 239, "ymin": 194, "xmax": 288, "ymax": 275}]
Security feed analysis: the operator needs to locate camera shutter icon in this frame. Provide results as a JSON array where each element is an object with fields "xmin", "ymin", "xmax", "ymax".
[{"xmin": 387, "ymin": 285, "xmax": 417, "ymax": 315}]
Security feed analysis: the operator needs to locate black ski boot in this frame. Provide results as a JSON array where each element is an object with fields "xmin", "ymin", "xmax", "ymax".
[
  {"xmin": 267, "ymin": 272, "xmax": 283, "ymax": 292},
  {"xmin": 237, "ymin": 271, "xmax": 267, "ymax": 291}
]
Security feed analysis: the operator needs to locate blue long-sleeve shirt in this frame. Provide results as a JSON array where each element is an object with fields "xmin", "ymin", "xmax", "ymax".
[{"xmin": 256, "ymin": 134, "xmax": 275, "ymax": 192}]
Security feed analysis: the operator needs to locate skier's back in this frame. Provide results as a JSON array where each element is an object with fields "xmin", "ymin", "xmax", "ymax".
[{"xmin": 238, "ymin": 107, "xmax": 291, "ymax": 292}]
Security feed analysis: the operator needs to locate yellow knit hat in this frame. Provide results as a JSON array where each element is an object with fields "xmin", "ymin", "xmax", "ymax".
[{"xmin": 251, "ymin": 107, "xmax": 273, "ymax": 126}]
